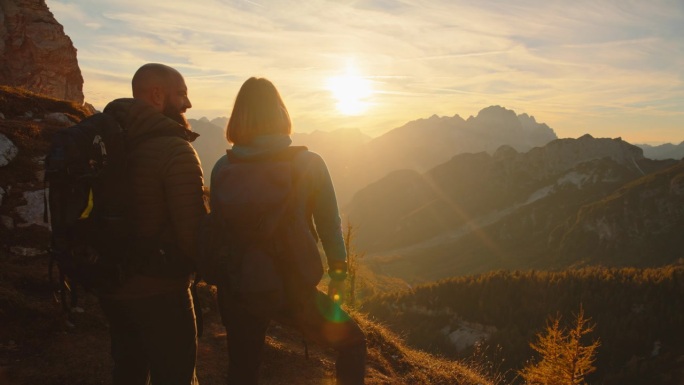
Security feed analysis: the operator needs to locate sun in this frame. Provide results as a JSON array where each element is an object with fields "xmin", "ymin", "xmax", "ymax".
[{"xmin": 326, "ymin": 67, "xmax": 373, "ymax": 116}]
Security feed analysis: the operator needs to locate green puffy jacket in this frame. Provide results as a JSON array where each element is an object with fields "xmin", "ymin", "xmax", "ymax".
[{"xmin": 103, "ymin": 98, "xmax": 207, "ymax": 298}]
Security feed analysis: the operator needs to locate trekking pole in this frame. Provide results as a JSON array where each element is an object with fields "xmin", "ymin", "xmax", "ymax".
[{"xmin": 303, "ymin": 337, "xmax": 309, "ymax": 360}]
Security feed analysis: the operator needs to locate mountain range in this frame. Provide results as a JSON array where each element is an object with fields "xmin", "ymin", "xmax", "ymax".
[
  {"xmin": 189, "ymin": 105, "xmax": 557, "ymax": 204},
  {"xmin": 636, "ymin": 141, "xmax": 684, "ymax": 160},
  {"xmin": 346, "ymin": 134, "xmax": 682, "ymax": 283},
  {"xmin": 187, "ymin": 116, "xmax": 230, "ymax": 173}
]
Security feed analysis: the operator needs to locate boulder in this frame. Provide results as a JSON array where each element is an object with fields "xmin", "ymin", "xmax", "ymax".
[
  {"xmin": 44, "ymin": 112, "xmax": 73, "ymax": 126},
  {"xmin": 0, "ymin": 133, "xmax": 18, "ymax": 167},
  {"xmin": 14, "ymin": 189, "xmax": 49, "ymax": 228},
  {"xmin": 447, "ymin": 324, "xmax": 491, "ymax": 352},
  {"xmin": 0, "ymin": 215, "xmax": 14, "ymax": 230},
  {"xmin": 9, "ymin": 246, "xmax": 44, "ymax": 257}
]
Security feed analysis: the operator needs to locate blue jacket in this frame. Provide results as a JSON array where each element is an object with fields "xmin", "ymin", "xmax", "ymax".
[{"xmin": 210, "ymin": 134, "xmax": 347, "ymax": 285}]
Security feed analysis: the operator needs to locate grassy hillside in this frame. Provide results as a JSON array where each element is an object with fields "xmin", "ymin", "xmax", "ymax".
[
  {"xmin": 362, "ymin": 266, "xmax": 684, "ymax": 385},
  {"xmin": 0, "ymin": 248, "xmax": 495, "ymax": 385}
]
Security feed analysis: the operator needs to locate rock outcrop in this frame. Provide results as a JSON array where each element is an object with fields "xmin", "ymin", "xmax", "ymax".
[
  {"xmin": 14, "ymin": 189, "xmax": 48, "ymax": 228},
  {"xmin": 0, "ymin": 132, "xmax": 18, "ymax": 166},
  {"xmin": 0, "ymin": 0, "xmax": 84, "ymax": 103},
  {"xmin": 0, "ymin": 86, "xmax": 91, "ymax": 251}
]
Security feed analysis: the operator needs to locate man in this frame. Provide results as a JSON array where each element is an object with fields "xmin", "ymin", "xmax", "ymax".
[{"xmin": 98, "ymin": 63, "xmax": 207, "ymax": 385}]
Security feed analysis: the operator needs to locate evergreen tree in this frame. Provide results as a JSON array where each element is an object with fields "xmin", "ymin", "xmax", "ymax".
[
  {"xmin": 343, "ymin": 221, "xmax": 365, "ymax": 308},
  {"xmin": 520, "ymin": 307, "xmax": 600, "ymax": 385}
]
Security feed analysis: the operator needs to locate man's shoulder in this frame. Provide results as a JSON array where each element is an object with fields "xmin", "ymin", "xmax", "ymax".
[{"xmin": 139, "ymin": 134, "xmax": 197, "ymax": 155}]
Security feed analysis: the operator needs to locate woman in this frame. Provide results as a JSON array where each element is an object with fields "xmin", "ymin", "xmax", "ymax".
[{"xmin": 210, "ymin": 77, "xmax": 366, "ymax": 385}]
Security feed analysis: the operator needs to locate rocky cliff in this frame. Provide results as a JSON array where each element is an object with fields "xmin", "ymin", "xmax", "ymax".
[{"xmin": 0, "ymin": 0, "xmax": 84, "ymax": 104}]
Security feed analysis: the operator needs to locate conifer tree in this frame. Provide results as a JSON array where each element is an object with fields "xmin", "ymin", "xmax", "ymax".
[
  {"xmin": 520, "ymin": 307, "xmax": 600, "ymax": 385},
  {"xmin": 343, "ymin": 221, "xmax": 364, "ymax": 308}
]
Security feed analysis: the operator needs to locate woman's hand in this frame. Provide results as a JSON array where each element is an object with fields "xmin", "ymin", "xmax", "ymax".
[{"xmin": 327, "ymin": 278, "xmax": 346, "ymax": 304}]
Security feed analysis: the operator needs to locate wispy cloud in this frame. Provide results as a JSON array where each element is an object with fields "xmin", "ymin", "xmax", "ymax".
[{"xmin": 48, "ymin": 0, "xmax": 684, "ymax": 143}]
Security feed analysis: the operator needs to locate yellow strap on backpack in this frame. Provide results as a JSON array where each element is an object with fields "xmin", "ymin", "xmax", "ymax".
[{"xmin": 79, "ymin": 189, "xmax": 94, "ymax": 219}]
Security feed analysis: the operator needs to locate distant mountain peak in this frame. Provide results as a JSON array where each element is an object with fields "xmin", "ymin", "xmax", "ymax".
[
  {"xmin": 476, "ymin": 105, "xmax": 516, "ymax": 118},
  {"xmin": 210, "ymin": 116, "xmax": 228, "ymax": 128},
  {"xmin": 532, "ymin": 135, "xmax": 644, "ymax": 177},
  {"xmin": 637, "ymin": 141, "xmax": 684, "ymax": 160},
  {"xmin": 493, "ymin": 144, "xmax": 519, "ymax": 160}
]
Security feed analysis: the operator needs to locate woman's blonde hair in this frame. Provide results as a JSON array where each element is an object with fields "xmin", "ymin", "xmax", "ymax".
[{"xmin": 226, "ymin": 77, "xmax": 292, "ymax": 145}]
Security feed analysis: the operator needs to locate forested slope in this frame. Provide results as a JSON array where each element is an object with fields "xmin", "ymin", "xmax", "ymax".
[{"xmin": 363, "ymin": 266, "xmax": 684, "ymax": 385}]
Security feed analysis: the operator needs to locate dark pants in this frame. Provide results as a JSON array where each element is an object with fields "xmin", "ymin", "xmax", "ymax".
[
  {"xmin": 99, "ymin": 288, "xmax": 199, "ymax": 385},
  {"xmin": 218, "ymin": 286, "xmax": 366, "ymax": 385}
]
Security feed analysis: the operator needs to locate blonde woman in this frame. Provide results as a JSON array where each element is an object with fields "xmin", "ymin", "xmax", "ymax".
[{"xmin": 209, "ymin": 77, "xmax": 366, "ymax": 385}]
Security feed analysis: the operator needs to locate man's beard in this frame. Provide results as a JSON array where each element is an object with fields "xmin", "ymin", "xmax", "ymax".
[{"xmin": 163, "ymin": 100, "xmax": 190, "ymax": 129}]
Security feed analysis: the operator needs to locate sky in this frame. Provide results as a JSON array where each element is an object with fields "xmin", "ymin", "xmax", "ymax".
[{"xmin": 49, "ymin": 0, "xmax": 684, "ymax": 144}]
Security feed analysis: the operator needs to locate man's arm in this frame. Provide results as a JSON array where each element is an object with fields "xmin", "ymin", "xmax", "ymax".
[{"xmin": 163, "ymin": 140, "xmax": 207, "ymax": 263}]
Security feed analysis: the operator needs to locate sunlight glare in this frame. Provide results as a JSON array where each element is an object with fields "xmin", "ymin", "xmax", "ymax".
[{"xmin": 326, "ymin": 65, "xmax": 373, "ymax": 116}]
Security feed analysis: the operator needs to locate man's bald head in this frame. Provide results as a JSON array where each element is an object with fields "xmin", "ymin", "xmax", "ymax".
[
  {"xmin": 130, "ymin": 63, "xmax": 192, "ymax": 125},
  {"xmin": 132, "ymin": 63, "xmax": 180, "ymax": 98}
]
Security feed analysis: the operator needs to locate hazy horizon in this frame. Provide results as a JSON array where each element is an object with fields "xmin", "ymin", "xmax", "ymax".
[
  {"xmin": 187, "ymin": 110, "xmax": 683, "ymax": 146},
  {"xmin": 50, "ymin": 0, "xmax": 683, "ymax": 145}
]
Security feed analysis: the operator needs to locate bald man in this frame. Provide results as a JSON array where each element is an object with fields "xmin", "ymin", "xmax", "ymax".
[{"xmin": 97, "ymin": 63, "xmax": 206, "ymax": 385}]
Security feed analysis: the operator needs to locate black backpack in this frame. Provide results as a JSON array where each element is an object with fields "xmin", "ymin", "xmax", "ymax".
[
  {"xmin": 45, "ymin": 112, "xmax": 168, "ymax": 303},
  {"xmin": 197, "ymin": 146, "xmax": 321, "ymax": 313}
]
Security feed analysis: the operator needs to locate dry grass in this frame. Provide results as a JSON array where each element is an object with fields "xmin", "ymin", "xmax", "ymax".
[
  {"xmin": 0, "ymin": 86, "xmax": 91, "ymax": 122},
  {"xmin": 358, "ymin": 313, "xmax": 495, "ymax": 385},
  {"xmin": 0, "ymin": 251, "xmax": 496, "ymax": 385}
]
